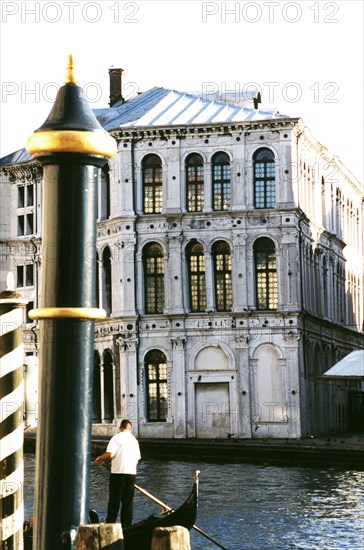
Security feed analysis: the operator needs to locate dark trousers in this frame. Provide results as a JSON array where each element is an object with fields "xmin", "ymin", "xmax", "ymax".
[{"xmin": 106, "ymin": 473, "xmax": 136, "ymax": 527}]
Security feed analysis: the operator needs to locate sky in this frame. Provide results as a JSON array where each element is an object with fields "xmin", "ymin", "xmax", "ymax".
[{"xmin": 0, "ymin": 0, "xmax": 363, "ymax": 183}]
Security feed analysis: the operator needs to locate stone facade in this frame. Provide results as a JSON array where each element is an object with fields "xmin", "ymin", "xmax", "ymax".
[{"xmin": 1, "ymin": 88, "xmax": 363, "ymax": 439}]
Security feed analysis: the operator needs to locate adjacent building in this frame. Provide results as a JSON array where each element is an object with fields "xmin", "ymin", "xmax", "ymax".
[{"xmin": 1, "ymin": 69, "xmax": 363, "ymax": 438}]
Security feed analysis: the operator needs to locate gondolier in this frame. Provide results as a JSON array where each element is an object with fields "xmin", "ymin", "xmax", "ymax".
[{"xmin": 96, "ymin": 419, "xmax": 141, "ymax": 527}]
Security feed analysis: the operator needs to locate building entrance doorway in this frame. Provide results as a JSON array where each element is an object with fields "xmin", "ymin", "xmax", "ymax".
[{"xmin": 195, "ymin": 382, "xmax": 231, "ymax": 438}]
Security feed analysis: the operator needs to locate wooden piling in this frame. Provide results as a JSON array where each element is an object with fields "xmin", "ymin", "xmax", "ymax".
[
  {"xmin": 75, "ymin": 524, "xmax": 124, "ymax": 549},
  {"xmin": 151, "ymin": 526, "xmax": 191, "ymax": 550}
]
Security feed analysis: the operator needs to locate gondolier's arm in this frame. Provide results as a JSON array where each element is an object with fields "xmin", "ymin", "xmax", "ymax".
[{"xmin": 95, "ymin": 452, "xmax": 112, "ymax": 464}]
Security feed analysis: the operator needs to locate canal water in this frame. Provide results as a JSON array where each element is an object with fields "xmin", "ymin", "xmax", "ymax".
[{"xmin": 24, "ymin": 454, "xmax": 364, "ymax": 549}]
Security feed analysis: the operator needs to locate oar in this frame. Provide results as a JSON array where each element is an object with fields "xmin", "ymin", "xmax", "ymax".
[
  {"xmin": 98, "ymin": 462, "xmax": 228, "ymax": 550},
  {"xmin": 135, "ymin": 484, "xmax": 228, "ymax": 549}
]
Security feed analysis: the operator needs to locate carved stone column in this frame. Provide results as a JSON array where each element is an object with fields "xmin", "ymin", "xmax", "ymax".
[
  {"xmin": 232, "ymin": 234, "xmax": 248, "ymax": 311},
  {"xmin": 204, "ymin": 249, "xmax": 214, "ymax": 311},
  {"xmin": 119, "ymin": 238, "xmax": 137, "ymax": 316},
  {"xmin": 166, "ymin": 233, "xmax": 184, "ymax": 314},
  {"xmin": 235, "ymin": 335, "xmax": 252, "ymax": 438},
  {"xmin": 170, "ymin": 337, "xmax": 187, "ymax": 438},
  {"xmin": 100, "ymin": 361, "xmax": 105, "ymax": 423},
  {"xmin": 116, "ymin": 336, "xmax": 139, "ymax": 435}
]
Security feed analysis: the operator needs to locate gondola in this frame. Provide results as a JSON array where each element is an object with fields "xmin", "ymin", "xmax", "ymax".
[
  {"xmin": 123, "ymin": 470, "xmax": 199, "ymax": 549},
  {"xmin": 23, "ymin": 470, "xmax": 199, "ymax": 550}
]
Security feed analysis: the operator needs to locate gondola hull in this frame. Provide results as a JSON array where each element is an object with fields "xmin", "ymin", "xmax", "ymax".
[
  {"xmin": 24, "ymin": 473, "xmax": 198, "ymax": 550},
  {"xmin": 124, "ymin": 476, "xmax": 198, "ymax": 549}
]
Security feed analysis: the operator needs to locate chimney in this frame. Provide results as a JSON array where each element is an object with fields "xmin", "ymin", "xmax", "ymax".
[{"xmin": 109, "ymin": 67, "xmax": 124, "ymax": 107}]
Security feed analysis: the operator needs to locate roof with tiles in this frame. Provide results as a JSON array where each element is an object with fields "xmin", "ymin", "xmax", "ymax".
[
  {"xmin": 1, "ymin": 86, "xmax": 288, "ymax": 166},
  {"xmin": 94, "ymin": 86, "xmax": 287, "ymax": 130}
]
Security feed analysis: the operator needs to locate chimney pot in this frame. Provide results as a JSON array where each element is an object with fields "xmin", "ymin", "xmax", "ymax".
[{"xmin": 109, "ymin": 67, "xmax": 124, "ymax": 107}]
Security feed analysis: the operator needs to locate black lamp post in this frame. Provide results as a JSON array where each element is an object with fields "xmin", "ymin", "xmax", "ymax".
[{"xmin": 27, "ymin": 56, "xmax": 116, "ymax": 549}]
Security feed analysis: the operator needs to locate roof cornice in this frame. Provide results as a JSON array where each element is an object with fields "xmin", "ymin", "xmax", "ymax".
[
  {"xmin": 294, "ymin": 121, "xmax": 362, "ymax": 191},
  {"xmin": 109, "ymin": 118, "xmax": 300, "ymax": 140},
  {"xmin": 1, "ymin": 160, "xmax": 41, "ymax": 179}
]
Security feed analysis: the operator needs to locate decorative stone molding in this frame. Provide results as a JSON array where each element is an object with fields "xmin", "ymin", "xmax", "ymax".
[
  {"xmin": 235, "ymin": 335, "xmax": 250, "ymax": 347},
  {"xmin": 97, "ymin": 220, "xmax": 122, "ymax": 238},
  {"xmin": 170, "ymin": 337, "xmax": 186, "ymax": 350},
  {"xmin": 1, "ymin": 163, "xmax": 42, "ymax": 182},
  {"xmin": 283, "ymin": 330, "xmax": 301, "ymax": 342},
  {"xmin": 140, "ymin": 319, "xmax": 172, "ymax": 331},
  {"xmin": 115, "ymin": 335, "xmax": 138, "ymax": 351}
]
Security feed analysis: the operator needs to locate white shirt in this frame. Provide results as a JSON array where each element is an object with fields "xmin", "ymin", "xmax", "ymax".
[{"xmin": 106, "ymin": 431, "xmax": 141, "ymax": 474}]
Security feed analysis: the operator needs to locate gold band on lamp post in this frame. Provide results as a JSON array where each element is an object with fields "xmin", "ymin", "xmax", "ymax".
[
  {"xmin": 27, "ymin": 130, "xmax": 117, "ymax": 158},
  {"xmin": 28, "ymin": 307, "xmax": 107, "ymax": 320}
]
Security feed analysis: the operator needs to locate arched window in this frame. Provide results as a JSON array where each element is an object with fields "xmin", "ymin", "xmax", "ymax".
[
  {"xmin": 142, "ymin": 154, "xmax": 162, "ymax": 214},
  {"xmin": 212, "ymin": 152, "xmax": 230, "ymax": 211},
  {"xmin": 186, "ymin": 241, "xmax": 206, "ymax": 312},
  {"xmin": 145, "ymin": 350, "xmax": 168, "ymax": 422},
  {"xmin": 254, "ymin": 237, "xmax": 278, "ymax": 310},
  {"xmin": 102, "ymin": 247, "xmax": 112, "ymax": 315},
  {"xmin": 186, "ymin": 153, "xmax": 204, "ymax": 212},
  {"xmin": 253, "ymin": 148, "xmax": 276, "ymax": 208},
  {"xmin": 93, "ymin": 351, "xmax": 101, "ymax": 423},
  {"xmin": 103, "ymin": 350, "xmax": 114, "ymax": 423},
  {"xmin": 212, "ymin": 241, "xmax": 232, "ymax": 311},
  {"xmin": 143, "ymin": 242, "xmax": 164, "ymax": 314},
  {"xmin": 100, "ymin": 164, "xmax": 111, "ymax": 220}
]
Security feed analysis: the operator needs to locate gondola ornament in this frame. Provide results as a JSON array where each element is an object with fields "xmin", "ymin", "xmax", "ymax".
[{"xmin": 26, "ymin": 56, "xmax": 116, "ymax": 550}]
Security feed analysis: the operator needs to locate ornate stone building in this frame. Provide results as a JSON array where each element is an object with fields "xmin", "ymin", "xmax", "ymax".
[{"xmin": 1, "ymin": 70, "xmax": 363, "ymax": 438}]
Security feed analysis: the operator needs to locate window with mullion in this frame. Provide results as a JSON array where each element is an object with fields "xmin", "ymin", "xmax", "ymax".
[
  {"xmin": 186, "ymin": 154, "xmax": 204, "ymax": 212},
  {"xmin": 187, "ymin": 241, "xmax": 206, "ymax": 312},
  {"xmin": 145, "ymin": 350, "xmax": 168, "ymax": 422},
  {"xmin": 212, "ymin": 241, "xmax": 232, "ymax": 311},
  {"xmin": 17, "ymin": 183, "xmax": 35, "ymax": 236},
  {"xmin": 143, "ymin": 242, "xmax": 164, "ymax": 314},
  {"xmin": 212, "ymin": 152, "xmax": 231, "ymax": 211},
  {"xmin": 142, "ymin": 154, "xmax": 163, "ymax": 214},
  {"xmin": 254, "ymin": 238, "xmax": 278, "ymax": 310},
  {"xmin": 253, "ymin": 148, "xmax": 276, "ymax": 208}
]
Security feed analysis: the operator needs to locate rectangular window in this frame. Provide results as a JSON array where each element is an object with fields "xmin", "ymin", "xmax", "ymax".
[
  {"xmin": 143, "ymin": 165, "xmax": 162, "ymax": 214},
  {"xmin": 256, "ymin": 251, "xmax": 278, "ymax": 310},
  {"xmin": 254, "ymin": 156, "xmax": 276, "ymax": 209},
  {"xmin": 27, "ymin": 184, "xmax": 34, "ymax": 206},
  {"xmin": 18, "ymin": 216, "xmax": 25, "ymax": 236},
  {"xmin": 17, "ymin": 183, "xmax": 35, "ymax": 236},
  {"xmin": 26, "ymin": 265, "xmax": 34, "ymax": 286},
  {"xmin": 17, "ymin": 265, "xmax": 24, "ymax": 287},
  {"xmin": 26, "ymin": 301, "xmax": 34, "ymax": 323},
  {"xmin": 213, "ymin": 163, "xmax": 231, "ymax": 211},
  {"xmin": 17, "ymin": 265, "xmax": 34, "ymax": 287},
  {"xmin": 18, "ymin": 186, "xmax": 25, "ymax": 208},
  {"xmin": 215, "ymin": 254, "xmax": 232, "ymax": 311},
  {"xmin": 144, "ymin": 249, "xmax": 164, "ymax": 314},
  {"xmin": 146, "ymin": 362, "xmax": 167, "ymax": 421},
  {"xmin": 187, "ymin": 166, "xmax": 204, "ymax": 212}
]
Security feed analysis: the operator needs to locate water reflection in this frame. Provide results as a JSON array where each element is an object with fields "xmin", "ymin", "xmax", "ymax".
[{"xmin": 24, "ymin": 455, "xmax": 364, "ymax": 549}]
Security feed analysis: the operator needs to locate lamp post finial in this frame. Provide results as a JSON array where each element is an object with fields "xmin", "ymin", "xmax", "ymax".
[{"xmin": 65, "ymin": 54, "xmax": 76, "ymax": 84}]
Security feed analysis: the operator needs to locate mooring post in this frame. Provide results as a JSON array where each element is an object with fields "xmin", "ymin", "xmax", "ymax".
[
  {"xmin": 0, "ymin": 274, "xmax": 27, "ymax": 549},
  {"xmin": 26, "ymin": 56, "xmax": 116, "ymax": 549},
  {"xmin": 151, "ymin": 526, "xmax": 191, "ymax": 550},
  {"xmin": 75, "ymin": 524, "xmax": 124, "ymax": 549}
]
